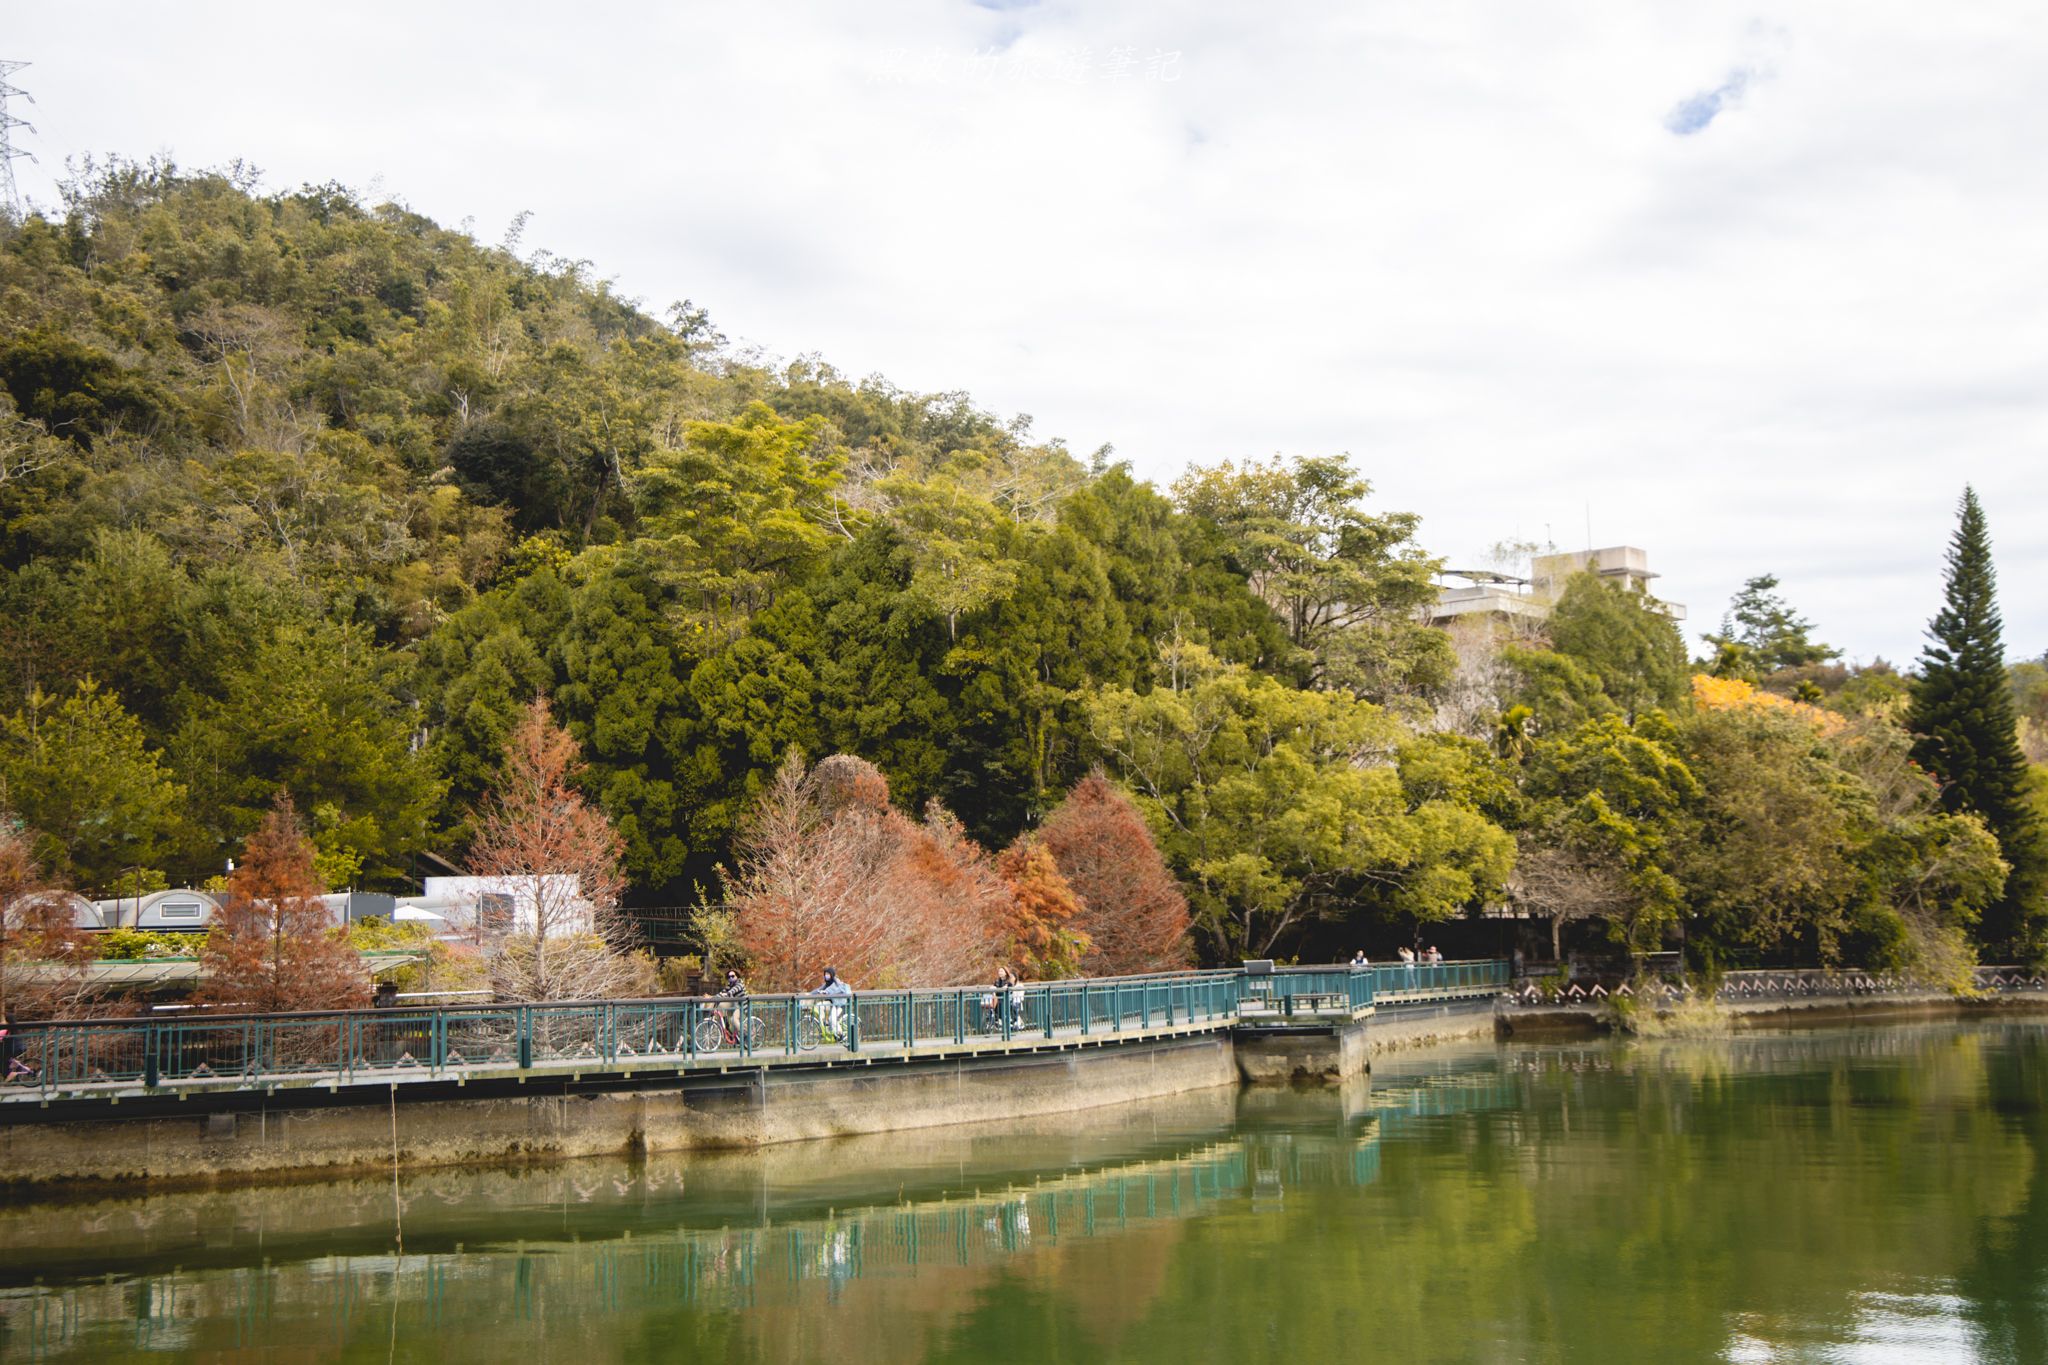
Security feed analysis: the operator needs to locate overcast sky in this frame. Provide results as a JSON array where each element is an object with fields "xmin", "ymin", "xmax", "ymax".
[{"xmin": 9, "ymin": 2, "xmax": 2044, "ymax": 665}]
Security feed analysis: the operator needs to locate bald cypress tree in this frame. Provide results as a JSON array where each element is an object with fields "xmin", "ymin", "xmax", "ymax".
[{"xmin": 1907, "ymin": 488, "xmax": 2046, "ymax": 957}]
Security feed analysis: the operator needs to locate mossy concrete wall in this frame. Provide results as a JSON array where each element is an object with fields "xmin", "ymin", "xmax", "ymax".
[
  {"xmin": 1, "ymin": 1033, "xmax": 1238, "ymax": 1190},
  {"xmin": 1367, "ymin": 998, "xmax": 1499, "ymax": 1054},
  {"xmin": 1235, "ymin": 998, "xmax": 1501, "ymax": 1084},
  {"xmin": 1234, "ymin": 1024, "xmax": 1372, "ymax": 1084}
]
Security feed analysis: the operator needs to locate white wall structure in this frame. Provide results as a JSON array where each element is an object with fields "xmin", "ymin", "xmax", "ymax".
[
  {"xmin": 88, "ymin": 890, "xmax": 223, "ymax": 932},
  {"xmin": 418, "ymin": 875, "xmax": 591, "ymax": 939},
  {"xmin": 1427, "ymin": 545, "xmax": 1687, "ymax": 631}
]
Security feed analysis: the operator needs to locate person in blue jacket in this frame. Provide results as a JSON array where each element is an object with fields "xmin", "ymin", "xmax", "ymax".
[{"xmin": 814, "ymin": 965, "xmax": 853, "ymax": 1036}]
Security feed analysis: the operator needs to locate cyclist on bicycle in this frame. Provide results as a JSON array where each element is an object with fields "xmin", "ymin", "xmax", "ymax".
[
  {"xmin": 813, "ymin": 966, "xmax": 852, "ymax": 1035},
  {"xmin": 693, "ymin": 967, "xmax": 762, "ymax": 1051},
  {"xmin": 717, "ymin": 967, "xmax": 750, "ymax": 1030}
]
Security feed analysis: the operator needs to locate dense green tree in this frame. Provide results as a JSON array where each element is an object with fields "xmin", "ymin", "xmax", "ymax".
[
  {"xmin": 633, "ymin": 402, "xmax": 845, "ymax": 638},
  {"xmin": 445, "ymin": 421, "xmax": 572, "ymax": 532},
  {"xmin": 547, "ymin": 551, "xmax": 695, "ymax": 887},
  {"xmin": 0, "ymin": 680, "xmax": 187, "ymax": 893},
  {"xmin": 1830, "ymin": 662, "xmax": 1912, "ymax": 719},
  {"xmin": 1086, "ymin": 641, "xmax": 1511, "ymax": 958},
  {"xmin": 1702, "ymin": 573, "xmax": 1840, "ymax": 678},
  {"xmin": 1059, "ymin": 468, "xmax": 1290, "ymax": 671},
  {"xmin": 1498, "ymin": 644, "xmax": 1617, "ymax": 737},
  {"xmin": 1674, "ymin": 706, "xmax": 1860, "ymax": 962},
  {"xmin": 1171, "ymin": 454, "xmax": 1449, "ymax": 702},
  {"xmin": 1906, "ymin": 488, "xmax": 2046, "ymax": 957},
  {"xmin": 1515, "ymin": 713, "xmax": 1699, "ymax": 957},
  {"xmin": 171, "ymin": 620, "xmax": 442, "ymax": 886},
  {"xmin": 1546, "ymin": 572, "xmax": 1689, "ymax": 719},
  {"xmin": 1833, "ymin": 717, "xmax": 2007, "ymax": 978},
  {"xmin": 414, "ymin": 566, "xmax": 566, "ymax": 812},
  {"xmin": 0, "ymin": 328, "xmax": 183, "ymax": 446}
]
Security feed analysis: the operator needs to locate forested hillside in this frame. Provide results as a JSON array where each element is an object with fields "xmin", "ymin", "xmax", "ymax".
[{"xmin": 0, "ymin": 160, "xmax": 2038, "ymax": 970}]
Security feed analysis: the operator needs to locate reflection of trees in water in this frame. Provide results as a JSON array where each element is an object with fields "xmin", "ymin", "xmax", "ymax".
[{"xmin": 0, "ymin": 1074, "xmax": 1534, "ymax": 1361}]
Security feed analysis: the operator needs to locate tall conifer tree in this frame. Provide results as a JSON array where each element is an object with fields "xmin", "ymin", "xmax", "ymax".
[{"xmin": 1907, "ymin": 488, "xmax": 2046, "ymax": 956}]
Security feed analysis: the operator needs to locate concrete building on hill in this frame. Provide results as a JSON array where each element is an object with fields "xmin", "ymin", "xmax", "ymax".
[{"xmin": 1425, "ymin": 545, "xmax": 1685, "ymax": 632}]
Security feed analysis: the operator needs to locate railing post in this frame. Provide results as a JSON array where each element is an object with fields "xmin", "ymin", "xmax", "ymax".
[
  {"xmin": 1080, "ymin": 983, "xmax": 1090, "ymax": 1035},
  {"xmin": 848, "ymin": 995, "xmax": 860, "ymax": 1053},
  {"xmin": 1043, "ymin": 986, "xmax": 1054, "ymax": 1039},
  {"xmin": 517, "ymin": 1007, "xmax": 532, "ymax": 1070}
]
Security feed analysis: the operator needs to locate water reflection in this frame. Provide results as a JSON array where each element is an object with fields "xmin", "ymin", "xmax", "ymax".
[{"xmin": 4, "ymin": 1023, "xmax": 2048, "ymax": 1363}]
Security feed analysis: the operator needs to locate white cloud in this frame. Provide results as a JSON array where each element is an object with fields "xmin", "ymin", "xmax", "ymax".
[{"xmin": 9, "ymin": 0, "xmax": 2046, "ymax": 663}]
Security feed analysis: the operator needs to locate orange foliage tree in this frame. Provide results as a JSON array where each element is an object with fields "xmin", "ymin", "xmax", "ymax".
[
  {"xmin": 1036, "ymin": 770, "xmax": 1192, "ymax": 975},
  {"xmin": 994, "ymin": 839, "xmax": 1091, "ymax": 979},
  {"xmin": 200, "ymin": 793, "xmax": 368, "ymax": 1013},
  {"xmin": 724, "ymin": 753, "xmax": 1002, "ymax": 991},
  {"xmin": 1691, "ymin": 673, "xmax": 1845, "ymax": 736},
  {"xmin": 0, "ymin": 817, "xmax": 101, "ymax": 1020}
]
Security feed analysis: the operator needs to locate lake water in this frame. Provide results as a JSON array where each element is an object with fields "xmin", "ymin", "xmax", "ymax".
[{"xmin": 4, "ymin": 1021, "xmax": 2047, "ymax": 1363}]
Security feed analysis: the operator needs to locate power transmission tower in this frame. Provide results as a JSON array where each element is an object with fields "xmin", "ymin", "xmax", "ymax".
[{"xmin": 0, "ymin": 60, "xmax": 36, "ymax": 217}]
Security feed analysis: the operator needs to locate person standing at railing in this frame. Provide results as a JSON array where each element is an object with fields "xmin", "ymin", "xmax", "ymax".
[
  {"xmin": 1006, "ymin": 967, "xmax": 1027, "ymax": 1030},
  {"xmin": 1397, "ymin": 945, "xmax": 1417, "ymax": 989},
  {"xmin": 982, "ymin": 967, "xmax": 1010, "ymax": 1032},
  {"xmin": 1350, "ymin": 950, "xmax": 1370, "ymax": 968}
]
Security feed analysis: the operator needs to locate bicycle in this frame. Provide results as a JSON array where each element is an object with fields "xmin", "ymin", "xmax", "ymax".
[
  {"xmin": 795, "ymin": 1000, "xmax": 849, "ymax": 1051},
  {"xmin": 693, "ymin": 1004, "xmax": 766, "ymax": 1053},
  {"xmin": 975, "ymin": 991, "xmax": 1024, "ymax": 1034}
]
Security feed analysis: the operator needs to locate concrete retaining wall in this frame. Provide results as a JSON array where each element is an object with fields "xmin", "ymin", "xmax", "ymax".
[
  {"xmin": 1367, "ymin": 997, "xmax": 1499, "ymax": 1054},
  {"xmin": 1234, "ymin": 1024, "xmax": 1371, "ymax": 1084},
  {"xmin": 1, "ymin": 1033, "xmax": 1238, "ymax": 1190},
  {"xmin": 1235, "ymin": 997, "xmax": 1502, "ymax": 1085}
]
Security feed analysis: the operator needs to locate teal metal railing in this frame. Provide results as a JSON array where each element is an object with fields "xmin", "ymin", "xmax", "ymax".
[
  {"xmin": 1248, "ymin": 959, "xmax": 1510, "ymax": 1016},
  {"xmin": 1369, "ymin": 958, "xmax": 1511, "ymax": 999},
  {"xmin": 0, "ymin": 960, "xmax": 1508, "ymax": 1098}
]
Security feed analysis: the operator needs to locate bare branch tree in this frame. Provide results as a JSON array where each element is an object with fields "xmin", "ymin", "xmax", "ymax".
[
  {"xmin": 469, "ymin": 698, "xmax": 643, "ymax": 1001},
  {"xmin": 723, "ymin": 752, "xmax": 1003, "ymax": 991},
  {"xmin": 1507, "ymin": 837, "xmax": 1641, "ymax": 964},
  {"xmin": 0, "ymin": 818, "xmax": 104, "ymax": 1021}
]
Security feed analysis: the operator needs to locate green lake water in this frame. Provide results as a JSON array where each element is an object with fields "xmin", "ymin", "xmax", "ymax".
[{"xmin": 5, "ymin": 1021, "xmax": 2048, "ymax": 1363}]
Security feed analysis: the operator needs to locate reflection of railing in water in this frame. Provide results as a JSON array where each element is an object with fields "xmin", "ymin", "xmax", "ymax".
[
  {"xmin": 0, "ymin": 1144, "xmax": 1257, "ymax": 1351},
  {"xmin": 611, "ymin": 1141, "xmax": 1264, "ymax": 1307}
]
